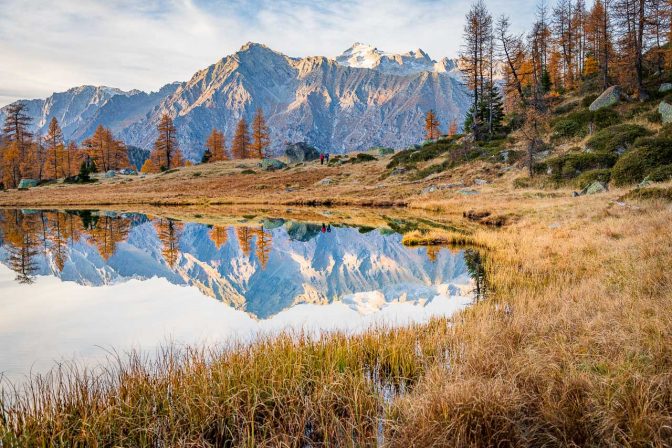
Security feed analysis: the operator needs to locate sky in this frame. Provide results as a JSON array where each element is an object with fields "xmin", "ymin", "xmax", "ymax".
[{"xmin": 0, "ymin": 0, "xmax": 537, "ymax": 107}]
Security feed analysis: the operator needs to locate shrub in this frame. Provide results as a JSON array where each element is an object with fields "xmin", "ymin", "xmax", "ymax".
[
  {"xmin": 611, "ymin": 137, "xmax": 672, "ymax": 185},
  {"xmin": 349, "ymin": 153, "xmax": 377, "ymax": 164},
  {"xmin": 644, "ymin": 164, "xmax": 672, "ymax": 183},
  {"xmin": 546, "ymin": 152, "xmax": 618, "ymax": 180},
  {"xmin": 240, "ymin": 169, "xmax": 256, "ymax": 174},
  {"xmin": 585, "ymin": 124, "xmax": 651, "ymax": 153},
  {"xmin": 581, "ymin": 94, "xmax": 598, "ymax": 108},
  {"xmin": 574, "ymin": 169, "xmax": 612, "ymax": 189},
  {"xmin": 551, "ymin": 109, "xmax": 620, "ymax": 139},
  {"xmin": 646, "ymin": 110, "xmax": 663, "ymax": 123},
  {"xmin": 554, "ymin": 100, "xmax": 580, "ymax": 115}
]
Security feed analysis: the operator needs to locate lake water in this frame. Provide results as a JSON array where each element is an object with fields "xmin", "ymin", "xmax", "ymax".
[{"xmin": 0, "ymin": 209, "xmax": 476, "ymax": 385}]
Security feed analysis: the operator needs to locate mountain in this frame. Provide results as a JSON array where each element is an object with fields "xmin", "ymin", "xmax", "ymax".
[
  {"xmin": 1, "ymin": 43, "xmax": 469, "ymax": 161},
  {"xmin": 0, "ymin": 83, "xmax": 181, "ymax": 143}
]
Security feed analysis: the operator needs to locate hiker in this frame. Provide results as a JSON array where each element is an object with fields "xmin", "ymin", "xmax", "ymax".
[
  {"xmin": 325, "ymin": 153, "xmax": 330, "ymax": 163},
  {"xmin": 321, "ymin": 223, "xmax": 326, "ymax": 233},
  {"xmin": 320, "ymin": 153, "xmax": 325, "ymax": 165},
  {"xmin": 327, "ymin": 224, "xmax": 331, "ymax": 233}
]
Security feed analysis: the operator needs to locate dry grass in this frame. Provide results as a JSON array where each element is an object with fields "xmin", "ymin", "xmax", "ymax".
[{"xmin": 1, "ymin": 168, "xmax": 671, "ymax": 445}]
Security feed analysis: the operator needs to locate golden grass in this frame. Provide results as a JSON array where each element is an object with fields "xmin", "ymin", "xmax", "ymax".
[{"xmin": 1, "ymin": 172, "xmax": 671, "ymax": 445}]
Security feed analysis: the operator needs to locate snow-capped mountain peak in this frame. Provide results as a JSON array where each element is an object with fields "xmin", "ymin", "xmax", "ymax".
[{"xmin": 335, "ymin": 42, "xmax": 439, "ymax": 75}]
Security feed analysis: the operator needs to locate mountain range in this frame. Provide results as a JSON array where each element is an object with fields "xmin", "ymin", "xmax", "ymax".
[{"xmin": 0, "ymin": 43, "xmax": 469, "ymax": 161}]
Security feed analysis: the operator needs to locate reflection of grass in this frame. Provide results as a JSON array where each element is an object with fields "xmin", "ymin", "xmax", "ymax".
[{"xmin": 2, "ymin": 184, "xmax": 672, "ymax": 445}]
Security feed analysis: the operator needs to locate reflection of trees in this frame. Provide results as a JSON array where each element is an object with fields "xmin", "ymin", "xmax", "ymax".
[
  {"xmin": 87, "ymin": 216, "xmax": 131, "ymax": 260},
  {"xmin": 464, "ymin": 249, "xmax": 487, "ymax": 301},
  {"xmin": 209, "ymin": 225, "xmax": 229, "ymax": 249},
  {"xmin": 254, "ymin": 226, "xmax": 272, "ymax": 269},
  {"xmin": 236, "ymin": 226, "xmax": 252, "ymax": 257},
  {"xmin": 47, "ymin": 212, "xmax": 68, "ymax": 272},
  {"xmin": 426, "ymin": 246, "xmax": 439, "ymax": 263},
  {"xmin": 154, "ymin": 218, "xmax": 183, "ymax": 268},
  {"xmin": 0, "ymin": 209, "xmax": 39, "ymax": 284}
]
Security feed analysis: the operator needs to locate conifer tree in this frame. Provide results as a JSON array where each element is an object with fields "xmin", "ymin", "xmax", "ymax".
[
  {"xmin": 449, "ymin": 120, "xmax": 459, "ymax": 136},
  {"xmin": 424, "ymin": 110, "xmax": 441, "ymax": 140},
  {"xmin": 250, "ymin": 109, "xmax": 271, "ymax": 159},
  {"xmin": 151, "ymin": 114, "xmax": 182, "ymax": 170},
  {"xmin": 44, "ymin": 117, "xmax": 64, "ymax": 179},
  {"xmin": 140, "ymin": 158, "xmax": 156, "ymax": 174},
  {"xmin": 205, "ymin": 129, "xmax": 227, "ymax": 162},
  {"xmin": 231, "ymin": 118, "xmax": 251, "ymax": 159}
]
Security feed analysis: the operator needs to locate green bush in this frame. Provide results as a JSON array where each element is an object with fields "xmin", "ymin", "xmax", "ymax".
[
  {"xmin": 581, "ymin": 94, "xmax": 598, "ymax": 108},
  {"xmin": 612, "ymin": 138, "xmax": 672, "ymax": 185},
  {"xmin": 551, "ymin": 109, "xmax": 620, "ymax": 139},
  {"xmin": 546, "ymin": 152, "xmax": 618, "ymax": 180},
  {"xmin": 646, "ymin": 110, "xmax": 663, "ymax": 123},
  {"xmin": 574, "ymin": 169, "xmax": 612, "ymax": 189},
  {"xmin": 387, "ymin": 141, "xmax": 455, "ymax": 169},
  {"xmin": 644, "ymin": 164, "xmax": 672, "ymax": 183},
  {"xmin": 349, "ymin": 153, "xmax": 377, "ymax": 164},
  {"xmin": 554, "ymin": 100, "xmax": 580, "ymax": 115},
  {"xmin": 585, "ymin": 124, "xmax": 651, "ymax": 153}
]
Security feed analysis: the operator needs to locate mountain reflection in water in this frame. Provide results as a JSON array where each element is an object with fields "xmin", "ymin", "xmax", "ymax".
[{"xmin": 0, "ymin": 209, "xmax": 474, "ymax": 319}]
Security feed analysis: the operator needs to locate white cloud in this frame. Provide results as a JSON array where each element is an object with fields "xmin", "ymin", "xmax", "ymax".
[{"xmin": 0, "ymin": 0, "xmax": 535, "ymax": 106}]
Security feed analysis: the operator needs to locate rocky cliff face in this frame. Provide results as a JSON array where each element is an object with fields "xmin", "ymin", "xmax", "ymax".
[{"xmin": 1, "ymin": 43, "xmax": 469, "ymax": 161}]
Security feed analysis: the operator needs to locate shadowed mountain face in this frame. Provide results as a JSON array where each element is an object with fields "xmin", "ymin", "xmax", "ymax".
[
  {"xmin": 0, "ymin": 210, "xmax": 474, "ymax": 319},
  {"xmin": 1, "ymin": 43, "xmax": 469, "ymax": 161}
]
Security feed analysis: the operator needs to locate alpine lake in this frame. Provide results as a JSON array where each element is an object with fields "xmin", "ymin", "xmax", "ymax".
[{"xmin": 0, "ymin": 207, "xmax": 483, "ymax": 386}]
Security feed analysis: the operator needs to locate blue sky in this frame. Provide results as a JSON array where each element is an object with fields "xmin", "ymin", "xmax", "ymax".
[{"xmin": 0, "ymin": 0, "xmax": 536, "ymax": 106}]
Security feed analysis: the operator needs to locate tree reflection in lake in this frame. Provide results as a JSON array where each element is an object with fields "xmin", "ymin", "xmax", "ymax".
[{"xmin": 0, "ymin": 209, "xmax": 475, "ymax": 319}]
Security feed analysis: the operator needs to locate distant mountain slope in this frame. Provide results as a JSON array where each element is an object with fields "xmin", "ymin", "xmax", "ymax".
[{"xmin": 1, "ymin": 43, "xmax": 469, "ymax": 161}]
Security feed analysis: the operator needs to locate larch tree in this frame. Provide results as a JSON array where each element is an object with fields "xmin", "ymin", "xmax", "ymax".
[
  {"xmin": 83, "ymin": 125, "xmax": 128, "ymax": 172},
  {"xmin": 2, "ymin": 103, "xmax": 33, "ymax": 187},
  {"xmin": 496, "ymin": 15, "xmax": 528, "ymax": 107},
  {"xmin": 44, "ymin": 117, "xmax": 65, "ymax": 179},
  {"xmin": 151, "ymin": 114, "xmax": 182, "ymax": 170},
  {"xmin": 231, "ymin": 118, "xmax": 251, "ymax": 159},
  {"xmin": 424, "ymin": 110, "xmax": 441, "ymax": 140},
  {"xmin": 448, "ymin": 120, "xmax": 459, "ymax": 136},
  {"xmin": 460, "ymin": 0, "xmax": 493, "ymax": 139},
  {"xmin": 63, "ymin": 141, "xmax": 79, "ymax": 178},
  {"xmin": 205, "ymin": 129, "xmax": 227, "ymax": 162},
  {"xmin": 250, "ymin": 109, "xmax": 271, "ymax": 159},
  {"xmin": 140, "ymin": 158, "xmax": 157, "ymax": 174}
]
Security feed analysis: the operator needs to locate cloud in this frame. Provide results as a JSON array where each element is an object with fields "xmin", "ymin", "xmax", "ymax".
[{"xmin": 0, "ymin": 0, "xmax": 535, "ymax": 106}]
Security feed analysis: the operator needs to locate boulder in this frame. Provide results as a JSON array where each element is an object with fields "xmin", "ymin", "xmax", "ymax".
[
  {"xmin": 285, "ymin": 142, "xmax": 320, "ymax": 163},
  {"xmin": 659, "ymin": 101, "xmax": 672, "ymax": 124},
  {"xmin": 391, "ymin": 167, "xmax": 407, "ymax": 175},
  {"xmin": 17, "ymin": 179, "xmax": 39, "ymax": 189},
  {"xmin": 258, "ymin": 158, "xmax": 287, "ymax": 171},
  {"xmin": 421, "ymin": 185, "xmax": 437, "ymax": 194},
  {"xmin": 316, "ymin": 177, "xmax": 333, "ymax": 186},
  {"xmin": 582, "ymin": 181, "xmax": 608, "ymax": 195},
  {"xmin": 474, "ymin": 178, "xmax": 488, "ymax": 186},
  {"xmin": 589, "ymin": 86, "xmax": 622, "ymax": 111},
  {"xmin": 105, "ymin": 170, "xmax": 116, "ymax": 178},
  {"xmin": 659, "ymin": 83, "xmax": 672, "ymax": 93}
]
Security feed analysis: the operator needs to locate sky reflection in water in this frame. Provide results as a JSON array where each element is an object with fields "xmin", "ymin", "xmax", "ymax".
[{"xmin": 0, "ymin": 209, "xmax": 475, "ymax": 383}]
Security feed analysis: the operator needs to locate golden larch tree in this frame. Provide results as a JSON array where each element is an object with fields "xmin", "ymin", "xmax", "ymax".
[
  {"xmin": 151, "ymin": 114, "xmax": 183, "ymax": 170},
  {"xmin": 424, "ymin": 110, "xmax": 440, "ymax": 140},
  {"xmin": 231, "ymin": 118, "xmax": 250, "ymax": 159},
  {"xmin": 44, "ymin": 117, "xmax": 65, "ymax": 179},
  {"xmin": 140, "ymin": 158, "xmax": 157, "ymax": 174},
  {"xmin": 206, "ymin": 129, "xmax": 227, "ymax": 162},
  {"xmin": 448, "ymin": 120, "xmax": 458, "ymax": 136},
  {"xmin": 250, "ymin": 109, "xmax": 271, "ymax": 159}
]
